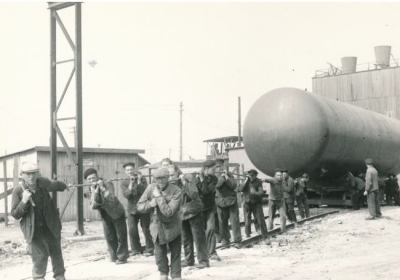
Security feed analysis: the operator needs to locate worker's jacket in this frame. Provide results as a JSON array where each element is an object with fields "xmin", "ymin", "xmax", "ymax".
[
  {"xmin": 215, "ymin": 171, "xmax": 238, "ymax": 208},
  {"xmin": 137, "ymin": 182, "xmax": 182, "ymax": 245},
  {"xmin": 264, "ymin": 177, "xmax": 284, "ymax": 201},
  {"xmin": 238, "ymin": 177, "xmax": 264, "ymax": 204},
  {"xmin": 365, "ymin": 167, "xmax": 379, "ymax": 193},
  {"xmin": 90, "ymin": 180, "xmax": 125, "ymax": 220},
  {"xmin": 11, "ymin": 177, "xmax": 67, "ymax": 243},
  {"xmin": 120, "ymin": 177, "xmax": 148, "ymax": 215},
  {"xmin": 195, "ymin": 174, "xmax": 218, "ymax": 211},
  {"xmin": 179, "ymin": 173, "xmax": 204, "ymax": 221},
  {"xmin": 283, "ymin": 176, "xmax": 295, "ymax": 199}
]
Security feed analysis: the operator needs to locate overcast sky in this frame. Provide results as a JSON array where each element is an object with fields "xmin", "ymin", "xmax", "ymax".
[{"xmin": 1, "ymin": 2, "xmax": 400, "ymax": 163}]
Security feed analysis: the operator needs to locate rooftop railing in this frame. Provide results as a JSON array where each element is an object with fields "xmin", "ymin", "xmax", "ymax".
[{"xmin": 314, "ymin": 58, "xmax": 400, "ymax": 78}]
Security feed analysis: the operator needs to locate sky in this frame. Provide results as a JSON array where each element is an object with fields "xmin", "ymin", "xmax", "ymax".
[{"xmin": 1, "ymin": 1, "xmax": 400, "ymax": 163}]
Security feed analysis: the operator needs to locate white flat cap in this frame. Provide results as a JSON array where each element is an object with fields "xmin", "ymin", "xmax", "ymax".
[
  {"xmin": 153, "ymin": 168, "xmax": 170, "ymax": 178},
  {"xmin": 20, "ymin": 162, "xmax": 40, "ymax": 173}
]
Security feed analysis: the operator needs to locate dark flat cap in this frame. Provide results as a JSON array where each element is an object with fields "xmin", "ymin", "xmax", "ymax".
[
  {"xmin": 84, "ymin": 168, "xmax": 98, "ymax": 180},
  {"xmin": 203, "ymin": 160, "xmax": 215, "ymax": 168},
  {"xmin": 215, "ymin": 158, "xmax": 224, "ymax": 164},
  {"xmin": 281, "ymin": 169, "xmax": 289, "ymax": 173},
  {"xmin": 274, "ymin": 168, "xmax": 282, "ymax": 173},
  {"xmin": 247, "ymin": 169, "xmax": 258, "ymax": 175},
  {"xmin": 365, "ymin": 158, "xmax": 374, "ymax": 165},
  {"xmin": 123, "ymin": 162, "xmax": 135, "ymax": 169}
]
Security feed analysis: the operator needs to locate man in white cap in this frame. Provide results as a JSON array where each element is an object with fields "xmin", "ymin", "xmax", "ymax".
[
  {"xmin": 364, "ymin": 158, "xmax": 382, "ymax": 220},
  {"xmin": 138, "ymin": 168, "xmax": 182, "ymax": 280},
  {"xmin": 11, "ymin": 162, "xmax": 69, "ymax": 280}
]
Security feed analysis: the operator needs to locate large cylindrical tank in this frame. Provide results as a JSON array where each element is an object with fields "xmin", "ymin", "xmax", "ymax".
[
  {"xmin": 243, "ymin": 88, "xmax": 400, "ymax": 177},
  {"xmin": 374, "ymin": 45, "xmax": 391, "ymax": 66},
  {"xmin": 341, "ymin": 56, "xmax": 357, "ymax": 74}
]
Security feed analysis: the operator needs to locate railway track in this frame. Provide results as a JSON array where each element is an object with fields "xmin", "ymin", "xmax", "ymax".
[
  {"xmin": 20, "ymin": 209, "xmax": 339, "ymax": 280},
  {"xmin": 238, "ymin": 209, "xmax": 339, "ymax": 248}
]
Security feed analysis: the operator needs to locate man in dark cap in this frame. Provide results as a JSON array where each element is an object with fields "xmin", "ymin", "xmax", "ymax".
[
  {"xmin": 194, "ymin": 160, "xmax": 221, "ymax": 261},
  {"xmin": 294, "ymin": 173, "xmax": 310, "ymax": 218},
  {"xmin": 120, "ymin": 162, "xmax": 153, "ymax": 257},
  {"xmin": 264, "ymin": 169, "xmax": 286, "ymax": 232},
  {"xmin": 346, "ymin": 172, "xmax": 365, "ymax": 210},
  {"xmin": 137, "ymin": 168, "xmax": 182, "ymax": 280},
  {"xmin": 11, "ymin": 162, "xmax": 69, "ymax": 280},
  {"xmin": 281, "ymin": 169, "xmax": 298, "ymax": 226},
  {"xmin": 84, "ymin": 168, "xmax": 129, "ymax": 264},
  {"xmin": 214, "ymin": 158, "xmax": 242, "ymax": 249},
  {"xmin": 385, "ymin": 174, "xmax": 400, "ymax": 206},
  {"xmin": 179, "ymin": 173, "xmax": 209, "ymax": 269},
  {"xmin": 213, "ymin": 158, "xmax": 225, "ymax": 243},
  {"xmin": 238, "ymin": 169, "xmax": 270, "ymax": 245},
  {"xmin": 364, "ymin": 158, "xmax": 382, "ymax": 220}
]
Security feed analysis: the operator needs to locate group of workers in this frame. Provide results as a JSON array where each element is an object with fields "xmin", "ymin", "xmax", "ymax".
[
  {"xmin": 346, "ymin": 158, "xmax": 400, "ymax": 215},
  {"xmin": 10, "ymin": 158, "xmax": 312, "ymax": 280},
  {"xmin": 11, "ymin": 156, "xmax": 396, "ymax": 280}
]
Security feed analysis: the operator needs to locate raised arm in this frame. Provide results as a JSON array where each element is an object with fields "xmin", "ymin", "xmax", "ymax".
[
  {"xmin": 196, "ymin": 174, "xmax": 217, "ymax": 194},
  {"xmin": 40, "ymin": 177, "xmax": 67, "ymax": 192},
  {"xmin": 121, "ymin": 179, "xmax": 136, "ymax": 199},
  {"xmin": 11, "ymin": 185, "xmax": 30, "ymax": 220},
  {"xmin": 137, "ymin": 184, "xmax": 155, "ymax": 214},
  {"xmin": 264, "ymin": 177, "xmax": 277, "ymax": 184},
  {"xmin": 155, "ymin": 188, "xmax": 182, "ymax": 218},
  {"xmin": 216, "ymin": 172, "xmax": 237, "ymax": 190},
  {"xmin": 237, "ymin": 177, "xmax": 249, "ymax": 192}
]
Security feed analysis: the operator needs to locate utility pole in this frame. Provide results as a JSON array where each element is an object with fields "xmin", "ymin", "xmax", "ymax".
[
  {"xmin": 180, "ymin": 102, "xmax": 183, "ymax": 161},
  {"xmin": 238, "ymin": 97, "xmax": 242, "ymax": 146}
]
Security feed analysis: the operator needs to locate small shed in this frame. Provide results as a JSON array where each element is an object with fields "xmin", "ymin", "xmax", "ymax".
[{"xmin": 0, "ymin": 146, "xmax": 149, "ymax": 222}]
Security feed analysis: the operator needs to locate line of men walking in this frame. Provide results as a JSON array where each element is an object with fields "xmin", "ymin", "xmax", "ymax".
[{"xmin": 15, "ymin": 157, "xmax": 395, "ymax": 280}]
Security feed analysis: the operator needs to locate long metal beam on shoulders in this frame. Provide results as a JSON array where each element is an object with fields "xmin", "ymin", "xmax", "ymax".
[
  {"xmin": 0, "ymin": 178, "xmax": 22, "ymax": 183},
  {"xmin": 0, "ymin": 188, "xmax": 13, "ymax": 201}
]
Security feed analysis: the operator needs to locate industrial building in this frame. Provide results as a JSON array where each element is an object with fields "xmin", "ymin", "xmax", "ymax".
[
  {"xmin": 313, "ymin": 45, "xmax": 400, "ymax": 119},
  {"xmin": 0, "ymin": 146, "xmax": 149, "ymax": 222}
]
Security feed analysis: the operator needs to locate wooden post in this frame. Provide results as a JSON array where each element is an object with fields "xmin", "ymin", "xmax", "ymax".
[
  {"xmin": 13, "ymin": 157, "xmax": 19, "ymax": 226},
  {"xmin": 180, "ymin": 102, "xmax": 183, "ymax": 161},
  {"xmin": 148, "ymin": 168, "xmax": 152, "ymax": 184},
  {"xmin": 3, "ymin": 160, "xmax": 8, "ymax": 226},
  {"xmin": 238, "ymin": 96, "xmax": 242, "ymax": 147}
]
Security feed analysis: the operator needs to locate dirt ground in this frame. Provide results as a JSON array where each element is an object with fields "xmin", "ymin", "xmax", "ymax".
[{"xmin": 1, "ymin": 206, "xmax": 399, "ymax": 280}]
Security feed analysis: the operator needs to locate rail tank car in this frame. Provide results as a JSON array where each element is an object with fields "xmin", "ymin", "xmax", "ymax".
[{"xmin": 243, "ymin": 87, "xmax": 400, "ymax": 179}]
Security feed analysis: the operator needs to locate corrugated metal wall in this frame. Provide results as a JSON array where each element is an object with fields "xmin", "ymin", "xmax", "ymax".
[{"xmin": 312, "ymin": 67, "xmax": 400, "ymax": 119}]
